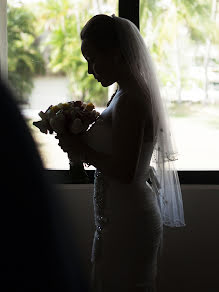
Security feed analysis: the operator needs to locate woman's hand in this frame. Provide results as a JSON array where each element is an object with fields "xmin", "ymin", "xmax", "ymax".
[
  {"xmin": 56, "ymin": 133, "xmax": 86, "ymax": 162},
  {"xmin": 55, "ymin": 132, "xmax": 74, "ymax": 153}
]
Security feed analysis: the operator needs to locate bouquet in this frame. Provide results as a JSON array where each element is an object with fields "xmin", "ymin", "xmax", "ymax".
[
  {"xmin": 33, "ymin": 100, "xmax": 100, "ymax": 183},
  {"xmin": 33, "ymin": 100, "xmax": 100, "ymax": 135}
]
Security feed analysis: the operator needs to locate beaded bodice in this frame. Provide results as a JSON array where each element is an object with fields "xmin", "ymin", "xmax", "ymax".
[
  {"xmin": 82, "ymin": 92, "xmax": 158, "ymax": 262},
  {"xmin": 84, "ymin": 114, "xmax": 155, "ymax": 263}
]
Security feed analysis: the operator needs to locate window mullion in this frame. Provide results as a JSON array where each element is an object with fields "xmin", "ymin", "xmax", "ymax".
[
  {"xmin": 119, "ymin": 0, "xmax": 140, "ymax": 29},
  {"xmin": 0, "ymin": 0, "xmax": 8, "ymax": 81}
]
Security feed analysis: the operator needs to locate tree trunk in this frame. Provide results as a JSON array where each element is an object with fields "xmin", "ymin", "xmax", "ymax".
[
  {"xmin": 74, "ymin": 3, "xmax": 81, "ymax": 36},
  {"xmin": 203, "ymin": 0, "xmax": 217, "ymax": 104},
  {"xmin": 175, "ymin": 34, "xmax": 182, "ymax": 103},
  {"xmin": 204, "ymin": 39, "xmax": 211, "ymax": 104},
  {"xmin": 95, "ymin": 0, "xmax": 102, "ymax": 13},
  {"xmin": 81, "ymin": 90, "xmax": 86, "ymax": 102}
]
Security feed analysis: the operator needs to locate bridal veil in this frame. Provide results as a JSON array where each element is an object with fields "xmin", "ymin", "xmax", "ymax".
[{"xmin": 111, "ymin": 14, "xmax": 185, "ymax": 227}]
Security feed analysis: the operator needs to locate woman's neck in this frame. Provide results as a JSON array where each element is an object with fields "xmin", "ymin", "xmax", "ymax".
[{"xmin": 116, "ymin": 65, "xmax": 137, "ymax": 93}]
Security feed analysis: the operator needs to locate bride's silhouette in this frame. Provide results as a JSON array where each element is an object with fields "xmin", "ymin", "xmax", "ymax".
[{"xmin": 58, "ymin": 14, "xmax": 185, "ymax": 292}]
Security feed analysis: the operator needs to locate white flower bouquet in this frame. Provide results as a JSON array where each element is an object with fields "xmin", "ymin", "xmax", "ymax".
[
  {"xmin": 33, "ymin": 100, "xmax": 100, "ymax": 135},
  {"xmin": 33, "ymin": 100, "xmax": 100, "ymax": 183}
]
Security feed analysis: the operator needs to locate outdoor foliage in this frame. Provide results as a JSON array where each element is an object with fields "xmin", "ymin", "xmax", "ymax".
[
  {"xmin": 140, "ymin": 0, "xmax": 219, "ymax": 103},
  {"xmin": 7, "ymin": 4, "xmax": 45, "ymax": 104},
  {"xmin": 7, "ymin": 0, "xmax": 219, "ymax": 105},
  {"xmin": 35, "ymin": 0, "xmax": 117, "ymax": 106}
]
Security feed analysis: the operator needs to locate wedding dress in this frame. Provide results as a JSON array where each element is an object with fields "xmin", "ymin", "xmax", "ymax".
[{"xmin": 82, "ymin": 94, "xmax": 163, "ymax": 292}]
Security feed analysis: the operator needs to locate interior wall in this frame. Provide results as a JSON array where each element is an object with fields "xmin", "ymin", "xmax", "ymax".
[
  {"xmin": 55, "ymin": 184, "xmax": 219, "ymax": 292},
  {"xmin": 158, "ymin": 185, "xmax": 219, "ymax": 291}
]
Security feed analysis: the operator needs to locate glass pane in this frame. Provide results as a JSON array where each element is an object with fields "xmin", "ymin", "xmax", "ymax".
[
  {"xmin": 140, "ymin": 0, "xmax": 219, "ymax": 170},
  {"xmin": 8, "ymin": 0, "xmax": 118, "ymax": 170}
]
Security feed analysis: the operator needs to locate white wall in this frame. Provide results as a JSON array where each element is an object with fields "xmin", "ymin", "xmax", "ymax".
[
  {"xmin": 55, "ymin": 184, "xmax": 219, "ymax": 292},
  {"xmin": 29, "ymin": 76, "xmax": 70, "ymax": 110}
]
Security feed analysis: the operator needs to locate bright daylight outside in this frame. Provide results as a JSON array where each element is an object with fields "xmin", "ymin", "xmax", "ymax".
[{"xmin": 7, "ymin": 0, "xmax": 219, "ymax": 170}]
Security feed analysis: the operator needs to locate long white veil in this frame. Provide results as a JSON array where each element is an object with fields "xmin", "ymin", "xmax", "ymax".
[{"xmin": 112, "ymin": 14, "xmax": 185, "ymax": 227}]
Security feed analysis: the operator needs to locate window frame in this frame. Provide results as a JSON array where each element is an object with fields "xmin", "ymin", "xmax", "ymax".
[
  {"xmin": 0, "ymin": 0, "xmax": 8, "ymax": 81},
  {"xmin": 2, "ymin": 0, "xmax": 219, "ymax": 184},
  {"xmin": 44, "ymin": 169, "xmax": 219, "ymax": 185}
]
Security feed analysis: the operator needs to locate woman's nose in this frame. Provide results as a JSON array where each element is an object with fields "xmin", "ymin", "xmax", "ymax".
[{"xmin": 88, "ymin": 62, "xmax": 93, "ymax": 74}]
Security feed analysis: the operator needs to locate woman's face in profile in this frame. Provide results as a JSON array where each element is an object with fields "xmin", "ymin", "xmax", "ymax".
[{"xmin": 81, "ymin": 39, "xmax": 118, "ymax": 87}]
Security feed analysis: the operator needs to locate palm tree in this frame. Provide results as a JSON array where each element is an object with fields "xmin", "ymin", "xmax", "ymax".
[
  {"xmin": 140, "ymin": 0, "xmax": 216, "ymax": 103},
  {"xmin": 203, "ymin": 0, "xmax": 218, "ymax": 104},
  {"xmin": 36, "ymin": 0, "xmax": 118, "ymax": 106},
  {"xmin": 7, "ymin": 4, "xmax": 45, "ymax": 104}
]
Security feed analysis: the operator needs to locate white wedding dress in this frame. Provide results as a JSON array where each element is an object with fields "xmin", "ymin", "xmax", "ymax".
[{"xmin": 82, "ymin": 96, "xmax": 163, "ymax": 292}]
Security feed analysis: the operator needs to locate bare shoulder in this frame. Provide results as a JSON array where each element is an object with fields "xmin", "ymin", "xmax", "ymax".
[{"xmin": 114, "ymin": 88, "xmax": 151, "ymax": 118}]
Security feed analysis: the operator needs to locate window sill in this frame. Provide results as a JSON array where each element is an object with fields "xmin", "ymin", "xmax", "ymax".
[{"xmin": 44, "ymin": 170, "xmax": 219, "ymax": 185}]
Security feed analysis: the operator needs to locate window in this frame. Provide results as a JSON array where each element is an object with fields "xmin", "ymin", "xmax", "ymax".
[
  {"xmin": 140, "ymin": 0, "xmax": 219, "ymax": 170},
  {"xmin": 6, "ymin": 0, "xmax": 118, "ymax": 170},
  {"xmin": 2, "ymin": 0, "xmax": 219, "ymax": 174}
]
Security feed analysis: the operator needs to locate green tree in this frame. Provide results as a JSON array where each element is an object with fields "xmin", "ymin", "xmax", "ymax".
[
  {"xmin": 37, "ymin": 0, "xmax": 117, "ymax": 107},
  {"xmin": 140, "ymin": 0, "xmax": 216, "ymax": 103},
  {"xmin": 202, "ymin": 0, "xmax": 219, "ymax": 103},
  {"xmin": 7, "ymin": 4, "xmax": 45, "ymax": 104}
]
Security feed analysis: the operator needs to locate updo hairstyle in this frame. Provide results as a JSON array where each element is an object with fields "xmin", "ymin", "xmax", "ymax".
[{"xmin": 80, "ymin": 14, "xmax": 119, "ymax": 51}]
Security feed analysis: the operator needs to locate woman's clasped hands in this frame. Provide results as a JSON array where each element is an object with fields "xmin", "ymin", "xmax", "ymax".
[{"xmin": 55, "ymin": 133, "xmax": 86, "ymax": 162}]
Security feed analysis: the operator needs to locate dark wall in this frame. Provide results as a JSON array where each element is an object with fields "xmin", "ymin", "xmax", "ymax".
[
  {"xmin": 56, "ymin": 184, "xmax": 219, "ymax": 292},
  {"xmin": 158, "ymin": 185, "xmax": 219, "ymax": 291}
]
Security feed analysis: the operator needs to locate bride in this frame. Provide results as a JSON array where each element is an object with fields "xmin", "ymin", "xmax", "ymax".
[{"xmin": 58, "ymin": 14, "xmax": 185, "ymax": 292}]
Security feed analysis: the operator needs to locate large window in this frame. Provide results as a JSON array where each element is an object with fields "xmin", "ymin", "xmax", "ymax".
[
  {"xmin": 140, "ymin": 0, "xmax": 219, "ymax": 170},
  {"xmin": 2, "ymin": 0, "xmax": 219, "ymax": 171},
  {"xmin": 6, "ymin": 0, "xmax": 118, "ymax": 170}
]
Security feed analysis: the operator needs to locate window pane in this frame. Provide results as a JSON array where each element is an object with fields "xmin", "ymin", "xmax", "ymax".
[
  {"xmin": 8, "ymin": 0, "xmax": 118, "ymax": 170},
  {"xmin": 140, "ymin": 0, "xmax": 219, "ymax": 170}
]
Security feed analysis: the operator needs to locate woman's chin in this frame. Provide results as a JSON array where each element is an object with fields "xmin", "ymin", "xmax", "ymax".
[
  {"xmin": 100, "ymin": 80, "xmax": 114, "ymax": 87},
  {"xmin": 99, "ymin": 80, "xmax": 108, "ymax": 87}
]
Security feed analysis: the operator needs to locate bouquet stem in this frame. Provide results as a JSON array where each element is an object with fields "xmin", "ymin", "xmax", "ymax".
[{"xmin": 69, "ymin": 159, "xmax": 90, "ymax": 184}]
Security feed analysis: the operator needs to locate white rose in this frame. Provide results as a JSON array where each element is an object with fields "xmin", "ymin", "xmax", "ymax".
[
  {"xmin": 50, "ymin": 112, "xmax": 65, "ymax": 134},
  {"xmin": 70, "ymin": 118, "xmax": 84, "ymax": 134},
  {"xmin": 33, "ymin": 120, "xmax": 49, "ymax": 134}
]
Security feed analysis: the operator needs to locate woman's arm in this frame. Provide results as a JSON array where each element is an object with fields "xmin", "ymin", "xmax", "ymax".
[
  {"xmin": 59, "ymin": 94, "xmax": 148, "ymax": 183},
  {"xmin": 82, "ymin": 94, "xmax": 147, "ymax": 183},
  {"xmin": 81, "ymin": 141, "xmax": 116, "ymax": 177},
  {"xmin": 57, "ymin": 132, "xmax": 118, "ymax": 180}
]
